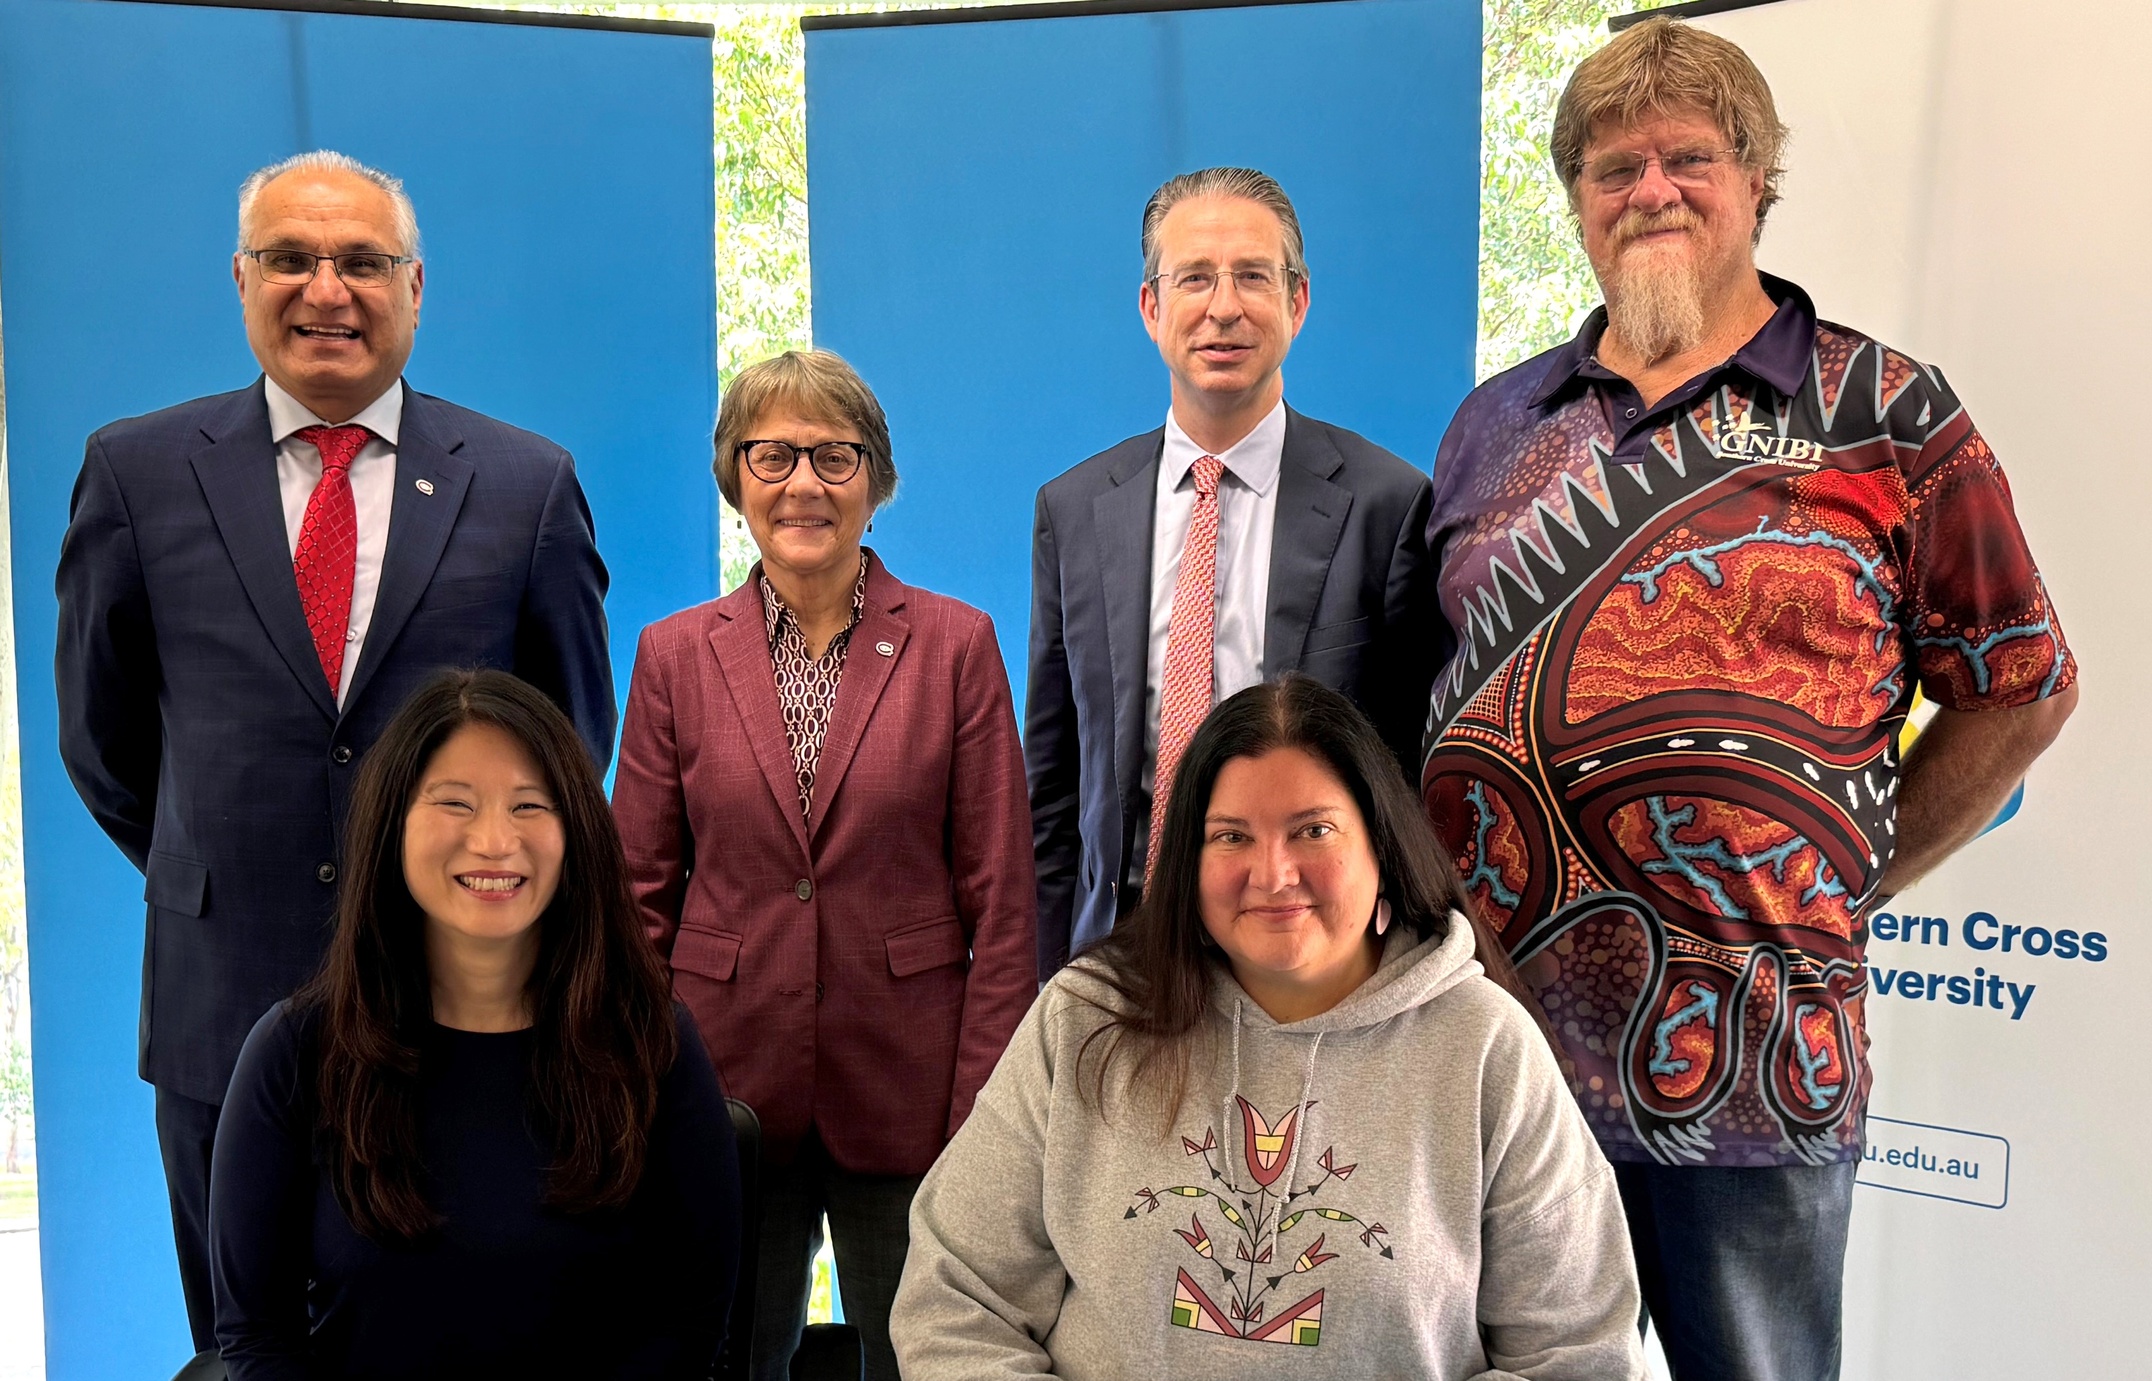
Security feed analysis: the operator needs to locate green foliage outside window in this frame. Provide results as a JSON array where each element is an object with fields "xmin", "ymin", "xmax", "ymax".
[{"xmin": 1480, "ymin": 0, "xmax": 1676, "ymax": 377}]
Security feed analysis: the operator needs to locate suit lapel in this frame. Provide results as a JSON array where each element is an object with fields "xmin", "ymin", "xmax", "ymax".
[
  {"xmin": 188, "ymin": 382, "xmax": 338, "ymax": 723},
  {"xmin": 1264, "ymin": 409, "xmax": 1352, "ymax": 676},
  {"xmin": 707, "ymin": 585, "xmax": 813, "ymax": 860},
  {"xmin": 1092, "ymin": 435, "xmax": 1161, "ymax": 810},
  {"xmin": 344, "ymin": 387, "xmax": 475, "ymax": 713},
  {"xmin": 807, "ymin": 555, "xmax": 909, "ymax": 843}
]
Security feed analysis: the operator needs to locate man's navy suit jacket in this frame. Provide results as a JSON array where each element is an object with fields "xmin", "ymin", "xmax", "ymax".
[
  {"xmin": 1025, "ymin": 406, "xmax": 1439, "ymax": 974},
  {"xmin": 55, "ymin": 379, "xmax": 615, "ymax": 1106}
]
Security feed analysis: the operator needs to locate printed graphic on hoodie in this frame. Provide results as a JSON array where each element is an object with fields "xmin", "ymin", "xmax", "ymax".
[
  {"xmin": 1420, "ymin": 294, "xmax": 2074, "ymax": 1168},
  {"xmin": 1126, "ymin": 1096, "xmax": 1393, "ymax": 1347}
]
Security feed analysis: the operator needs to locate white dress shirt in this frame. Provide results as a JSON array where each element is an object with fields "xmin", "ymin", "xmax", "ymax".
[
  {"xmin": 264, "ymin": 377, "xmax": 401, "ymax": 707},
  {"xmin": 1140, "ymin": 397, "xmax": 1286, "ymax": 801}
]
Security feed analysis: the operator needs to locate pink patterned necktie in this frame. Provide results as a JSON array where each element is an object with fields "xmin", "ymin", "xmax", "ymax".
[
  {"xmin": 1148, "ymin": 454, "xmax": 1226, "ymax": 882},
  {"xmin": 291, "ymin": 424, "xmax": 369, "ymax": 697}
]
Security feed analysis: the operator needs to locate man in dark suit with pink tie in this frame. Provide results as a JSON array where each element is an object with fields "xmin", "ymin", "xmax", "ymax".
[
  {"xmin": 54, "ymin": 151, "xmax": 613, "ymax": 1354},
  {"xmin": 1027, "ymin": 167, "xmax": 1441, "ymax": 976}
]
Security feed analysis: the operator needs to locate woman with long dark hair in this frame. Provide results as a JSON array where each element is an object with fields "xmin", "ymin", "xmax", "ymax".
[
  {"xmin": 208, "ymin": 669, "xmax": 740, "ymax": 1379},
  {"xmin": 892, "ymin": 675, "xmax": 1643, "ymax": 1379}
]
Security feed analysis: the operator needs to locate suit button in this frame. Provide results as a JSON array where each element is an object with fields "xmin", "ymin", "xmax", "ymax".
[
  {"xmin": 794, "ymin": 878, "xmax": 813, "ymax": 901},
  {"xmin": 317, "ymin": 862, "xmax": 338, "ymax": 884},
  {"xmin": 332, "ymin": 745, "xmax": 353, "ymax": 764}
]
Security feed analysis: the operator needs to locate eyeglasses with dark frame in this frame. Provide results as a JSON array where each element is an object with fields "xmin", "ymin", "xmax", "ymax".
[
  {"xmin": 1582, "ymin": 147, "xmax": 1741, "ymax": 195},
  {"xmin": 241, "ymin": 247, "xmax": 417, "ymax": 287},
  {"xmin": 738, "ymin": 440, "xmax": 870, "ymax": 486}
]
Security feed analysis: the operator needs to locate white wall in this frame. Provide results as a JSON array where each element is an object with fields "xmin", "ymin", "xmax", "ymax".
[{"xmin": 1693, "ymin": 1, "xmax": 2152, "ymax": 1375}]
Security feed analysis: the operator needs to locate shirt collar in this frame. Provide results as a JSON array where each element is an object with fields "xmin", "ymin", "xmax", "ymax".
[
  {"xmin": 1161, "ymin": 396, "xmax": 1287, "ymax": 497},
  {"xmin": 1529, "ymin": 272, "xmax": 1817, "ymax": 408},
  {"xmin": 758, "ymin": 552, "xmax": 870, "ymax": 648},
  {"xmin": 264, "ymin": 376, "xmax": 405, "ymax": 447}
]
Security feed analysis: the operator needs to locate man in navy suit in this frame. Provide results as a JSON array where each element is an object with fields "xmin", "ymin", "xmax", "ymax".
[
  {"xmin": 54, "ymin": 150, "xmax": 613, "ymax": 1351},
  {"xmin": 1026, "ymin": 167, "xmax": 1439, "ymax": 975}
]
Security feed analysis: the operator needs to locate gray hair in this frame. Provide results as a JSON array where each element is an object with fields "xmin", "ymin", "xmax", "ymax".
[
  {"xmin": 713, "ymin": 350, "xmax": 898, "ymax": 512},
  {"xmin": 1139, "ymin": 167, "xmax": 1307, "ymax": 282},
  {"xmin": 1552, "ymin": 17, "xmax": 1790, "ymax": 237},
  {"xmin": 237, "ymin": 151, "xmax": 423, "ymax": 258}
]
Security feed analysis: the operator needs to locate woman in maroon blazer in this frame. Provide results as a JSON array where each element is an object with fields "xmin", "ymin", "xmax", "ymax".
[{"xmin": 611, "ymin": 349, "xmax": 1036, "ymax": 1381}]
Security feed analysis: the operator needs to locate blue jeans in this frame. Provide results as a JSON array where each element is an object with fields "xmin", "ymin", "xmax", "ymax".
[{"xmin": 1614, "ymin": 1159, "xmax": 1858, "ymax": 1381}]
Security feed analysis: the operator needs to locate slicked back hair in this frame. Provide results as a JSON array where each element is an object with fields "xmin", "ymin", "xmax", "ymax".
[
  {"xmin": 1139, "ymin": 167, "xmax": 1308, "ymax": 283},
  {"xmin": 238, "ymin": 150, "xmax": 422, "ymax": 258},
  {"xmin": 1551, "ymin": 16, "xmax": 1790, "ymax": 236}
]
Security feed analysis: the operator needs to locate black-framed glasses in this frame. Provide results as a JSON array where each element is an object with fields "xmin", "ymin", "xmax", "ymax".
[
  {"xmin": 241, "ymin": 247, "xmax": 416, "ymax": 287},
  {"xmin": 1148, "ymin": 263, "xmax": 1295, "ymax": 301},
  {"xmin": 1582, "ymin": 147, "xmax": 1740, "ymax": 195},
  {"xmin": 739, "ymin": 440, "xmax": 869, "ymax": 485}
]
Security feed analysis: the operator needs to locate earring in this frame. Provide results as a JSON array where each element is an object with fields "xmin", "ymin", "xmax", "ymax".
[{"xmin": 1374, "ymin": 898, "xmax": 1392, "ymax": 936}]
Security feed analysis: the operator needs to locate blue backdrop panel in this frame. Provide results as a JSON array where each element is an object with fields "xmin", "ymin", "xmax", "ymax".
[
  {"xmin": 0, "ymin": 1, "xmax": 715, "ymax": 1373},
  {"xmin": 804, "ymin": 0, "xmax": 1481, "ymax": 701}
]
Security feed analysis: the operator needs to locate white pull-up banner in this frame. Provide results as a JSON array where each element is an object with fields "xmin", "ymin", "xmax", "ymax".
[{"xmin": 1686, "ymin": 0, "xmax": 2150, "ymax": 1374}]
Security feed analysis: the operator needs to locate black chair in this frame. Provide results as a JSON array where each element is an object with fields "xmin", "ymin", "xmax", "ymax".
[
  {"xmin": 717, "ymin": 1098, "xmax": 762, "ymax": 1381},
  {"xmin": 171, "ymin": 1351, "xmax": 226, "ymax": 1381},
  {"xmin": 792, "ymin": 1323, "xmax": 863, "ymax": 1381}
]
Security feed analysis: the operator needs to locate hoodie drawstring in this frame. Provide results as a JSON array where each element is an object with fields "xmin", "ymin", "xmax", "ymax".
[
  {"xmin": 1271, "ymin": 1029, "xmax": 1324, "ymax": 1267},
  {"xmin": 1224, "ymin": 999, "xmax": 1331, "ymax": 1268},
  {"xmin": 1223, "ymin": 1001, "xmax": 1244, "ymax": 1190}
]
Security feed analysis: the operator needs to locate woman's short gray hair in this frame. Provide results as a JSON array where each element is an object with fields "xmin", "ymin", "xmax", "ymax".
[
  {"xmin": 237, "ymin": 151, "xmax": 422, "ymax": 258},
  {"xmin": 712, "ymin": 350, "xmax": 898, "ymax": 512},
  {"xmin": 1140, "ymin": 167, "xmax": 1307, "ymax": 282}
]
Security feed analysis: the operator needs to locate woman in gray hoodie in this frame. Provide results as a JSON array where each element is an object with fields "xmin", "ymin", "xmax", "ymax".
[{"xmin": 892, "ymin": 676, "xmax": 1645, "ymax": 1380}]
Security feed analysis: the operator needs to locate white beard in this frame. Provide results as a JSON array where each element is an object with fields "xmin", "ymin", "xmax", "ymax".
[{"xmin": 1602, "ymin": 246, "xmax": 1707, "ymax": 364}]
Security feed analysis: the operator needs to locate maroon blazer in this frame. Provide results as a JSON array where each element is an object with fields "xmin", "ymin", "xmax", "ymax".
[{"xmin": 612, "ymin": 552, "xmax": 1038, "ymax": 1175}]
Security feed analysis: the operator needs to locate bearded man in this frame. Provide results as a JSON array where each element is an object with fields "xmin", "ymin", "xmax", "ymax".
[{"xmin": 1417, "ymin": 19, "xmax": 2075, "ymax": 1380}]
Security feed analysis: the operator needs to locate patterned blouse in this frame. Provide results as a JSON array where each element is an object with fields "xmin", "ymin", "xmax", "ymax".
[{"xmin": 759, "ymin": 555, "xmax": 870, "ymax": 814}]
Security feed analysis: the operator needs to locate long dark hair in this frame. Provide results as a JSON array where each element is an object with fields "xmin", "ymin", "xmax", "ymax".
[
  {"xmin": 1075, "ymin": 675, "xmax": 1544, "ymax": 1119},
  {"xmin": 299, "ymin": 669, "xmax": 677, "ymax": 1241}
]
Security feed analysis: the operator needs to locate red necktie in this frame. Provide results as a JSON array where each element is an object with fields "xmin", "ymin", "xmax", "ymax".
[
  {"xmin": 1148, "ymin": 454, "xmax": 1225, "ymax": 882},
  {"xmin": 292, "ymin": 424, "xmax": 368, "ymax": 697}
]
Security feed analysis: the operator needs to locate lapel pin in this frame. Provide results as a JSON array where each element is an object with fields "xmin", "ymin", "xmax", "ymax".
[
  {"xmin": 415, "ymin": 478, "xmax": 435, "ymax": 496},
  {"xmin": 875, "ymin": 641, "xmax": 894, "ymax": 657}
]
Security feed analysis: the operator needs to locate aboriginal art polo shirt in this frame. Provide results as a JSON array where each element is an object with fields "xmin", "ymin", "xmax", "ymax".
[{"xmin": 1419, "ymin": 275, "xmax": 2075, "ymax": 1168}]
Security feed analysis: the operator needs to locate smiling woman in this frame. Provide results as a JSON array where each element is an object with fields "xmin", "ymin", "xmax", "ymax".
[
  {"xmin": 401, "ymin": 719, "xmax": 566, "ymax": 1032},
  {"xmin": 205, "ymin": 669, "xmax": 742, "ymax": 1380},
  {"xmin": 1196, "ymin": 745, "xmax": 1385, "ymax": 1025},
  {"xmin": 889, "ymin": 676, "xmax": 1644, "ymax": 1380},
  {"xmin": 612, "ymin": 349, "xmax": 1038, "ymax": 1381}
]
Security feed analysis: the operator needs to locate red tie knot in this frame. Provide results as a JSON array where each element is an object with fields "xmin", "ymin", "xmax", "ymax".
[
  {"xmin": 295, "ymin": 423, "xmax": 373, "ymax": 475},
  {"xmin": 1192, "ymin": 453, "xmax": 1225, "ymax": 498}
]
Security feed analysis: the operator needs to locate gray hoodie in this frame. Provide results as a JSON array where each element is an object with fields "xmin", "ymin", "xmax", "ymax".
[{"xmin": 892, "ymin": 920, "xmax": 1645, "ymax": 1380}]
